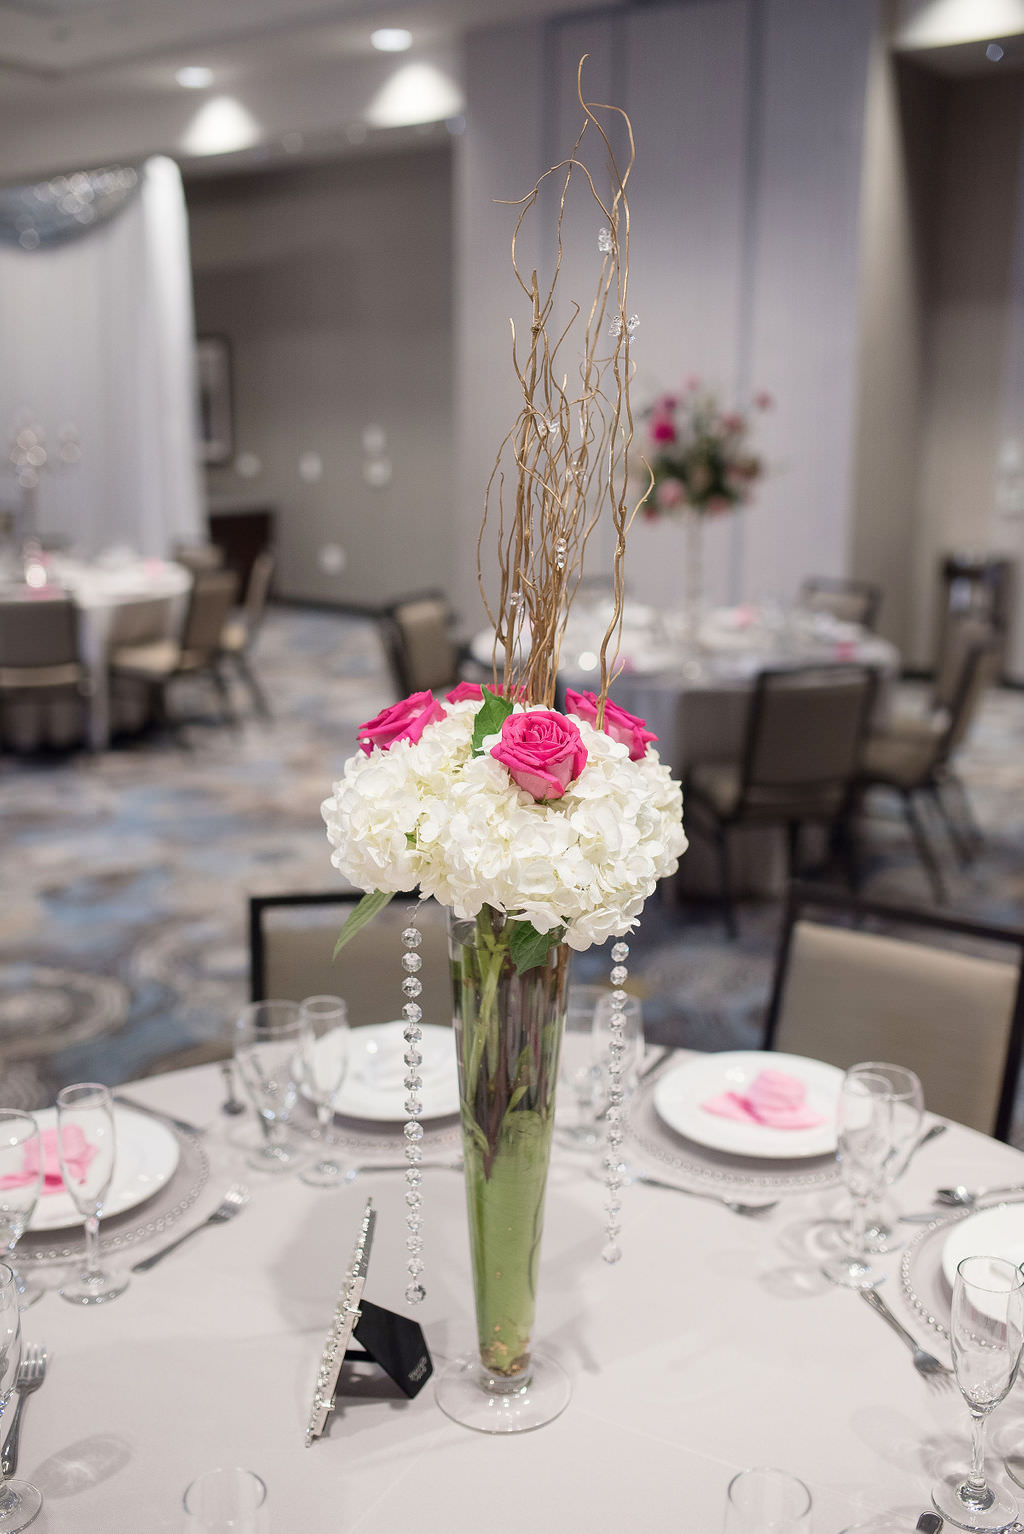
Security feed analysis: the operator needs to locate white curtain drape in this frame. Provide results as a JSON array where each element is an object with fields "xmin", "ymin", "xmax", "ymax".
[{"xmin": 0, "ymin": 155, "xmax": 202, "ymax": 557}]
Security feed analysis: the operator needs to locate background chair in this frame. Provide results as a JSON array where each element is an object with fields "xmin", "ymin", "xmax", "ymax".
[
  {"xmin": 249, "ymin": 890, "xmax": 451, "ymax": 1029},
  {"xmin": 378, "ymin": 590, "xmax": 477, "ymax": 697},
  {"xmin": 218, "ymin": 549, "xmax": 274, "ymax": 717},
  {"xmin": 763, "ymin": 882, "xmax": 1024, "ymax": 1141},
  {"xmin": 172, "ymin": 541, "xmax": 224, "ymax": 574},
  {"xmin": 684, "ymin": 665, "xmax": 877, "ymax": 936},
  {"xmin": 798, "ymin": 576, "xmax": 881, "ymax": 630},
  {"xmin": 0, "ymin": 594, "xmax": 88, "ymax": 751},
  {"xmin": 110, "ymin": 569, "xmax": 238, "ymax": 734},
  {"xmin": 857, "ymin": 618, "xmax": 1002, "ymax": 900}
]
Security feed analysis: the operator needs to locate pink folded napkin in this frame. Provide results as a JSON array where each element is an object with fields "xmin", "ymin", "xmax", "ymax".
[
  {"xmin": 0, "ymin": 1127, "xmax": 96, "ymax": 1197},
  {"xmin": 702, "ymin": 1068, "xmax": 826, "ymax": 1130}
]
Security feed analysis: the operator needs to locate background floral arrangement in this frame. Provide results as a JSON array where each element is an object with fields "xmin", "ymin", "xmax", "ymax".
[{"xmin": 642, "ymin": 378, "xmax": 770, "ymax": 519}]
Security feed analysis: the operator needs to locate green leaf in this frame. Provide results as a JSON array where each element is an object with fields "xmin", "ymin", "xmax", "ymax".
[
  {"xmin": 471, "ymin": 686, "xmax": 515, "ymax": 756},
  {"xmin": 508, "ymin": 920, "xmax": 566, "ymax": 975},
  {"xmin": 332, "ymin": 890, "xmax": 394, "ymax": 958}
]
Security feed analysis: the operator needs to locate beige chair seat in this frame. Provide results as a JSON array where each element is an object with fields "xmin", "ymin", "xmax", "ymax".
[
  {"xmin": 0, "ymin": 662, "xmax": 85, "ymax": 690},
  {"xmin": 688, "ymin": 762, "xmax": 845, "ymax": 821},
  {"xmin": 219, "ymin": 619, "xmax": 247, "ymax": 653},
  {"xmin": 110, "ymin": 640, "xmax": 209, "ymax": 678},
  {"xmin": 860, "ymin": 717, "xmax": 945, "ymax": 788}
]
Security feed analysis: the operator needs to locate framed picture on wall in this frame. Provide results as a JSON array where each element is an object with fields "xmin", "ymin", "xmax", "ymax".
[{"xmin": 196, "ymin": 335, "xmax": 234, "ymax": 466}]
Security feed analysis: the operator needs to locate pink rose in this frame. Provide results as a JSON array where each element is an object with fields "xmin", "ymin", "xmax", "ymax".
[
  {"xmin": 357, "ymin": 690, "xmax": 444, "ymax": 755},
  {"xmin": 565, "ymin": 689, "xmax": 657, "ymax": 761},
  {"xmin": 650, "ymin": 415, "xmax": 676, "ymax": 444},
  {"xmin": 655, "ymin": 479, "xmax": 685, "ymax": 510},
  {"xmin": 490, "ymin": 710, "xmax": 588, "ymax": 801},
  {"xmin": 444, "ymin": 681, "xmax": 526, "ymax": 703}
]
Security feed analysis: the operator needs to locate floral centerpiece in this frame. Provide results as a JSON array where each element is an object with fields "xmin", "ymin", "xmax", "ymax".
[
  {"xmin": 642, "ymin": 378, "xmax": 769, "ymax": 520},
  {"xmin": 320, "ymin": 60, "xmax": 686, "ymax": 1434}
]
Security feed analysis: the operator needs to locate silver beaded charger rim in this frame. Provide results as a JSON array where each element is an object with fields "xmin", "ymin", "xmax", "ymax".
[
  {"xmin": 898, "ymin": 1195, "xmax": 1024, "ymax": 1343},
  {"xmin": 624, "ymin": 1068, "xmax": 843, "ymax": 1194},
  {"xmin": 17, "ymin": 1123, "xmax": 210, "ymax": 1265},
  {"xmin": 288, "ymin": 1094, "xmax": 461, "ymax": 1164}
]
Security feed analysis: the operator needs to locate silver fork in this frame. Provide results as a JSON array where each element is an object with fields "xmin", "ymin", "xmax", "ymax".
[
  {"xmin": 131, "ymin": 1185, "xmax": 249, "ymax": 1273},
  {"xmin": 2, "ymin": 1342, "xmax": 47, "ymax": 1476},
  {"xmin": 860, "ymin": 1288, "xmax": 954, "ymax": 1391},
  {"xmin": 629, "ymin": 1171, "xmax": 779, "ymax": 1217}
]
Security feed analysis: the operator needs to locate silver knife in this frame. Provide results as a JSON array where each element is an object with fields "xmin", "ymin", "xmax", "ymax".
[{"xmin": 112, "ymin": 1093, "xmax": 203, "ymax": 1137}]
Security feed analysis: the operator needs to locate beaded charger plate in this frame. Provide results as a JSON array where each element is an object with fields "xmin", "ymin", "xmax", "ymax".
[
  {"xmin": 624, "ymin": 1068, "xmax": 842, "ymax": 1195},
  {"xmin": 17, "ymin": 1122, "xmax": 210, "ymax": 1266},
  {"xmin": 899, "ymin": 1196, "xmax": 1024, "ymax": 1343}
]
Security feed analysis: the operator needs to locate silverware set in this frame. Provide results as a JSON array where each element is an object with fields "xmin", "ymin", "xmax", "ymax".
[
  {"xmin": 859, "ymin": 1289, "xmax": 954, "ymax": 1393},
  {"xmin": 131, "ymin": 1184, "xmax": 249, "ymax": 1274},
  {"xmin": 1, "ymin": 1342, "xmax": 46, "ymax": 1477}
]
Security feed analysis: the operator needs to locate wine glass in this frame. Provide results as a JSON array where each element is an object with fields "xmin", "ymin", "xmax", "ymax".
[
  {"xmin": 295, "ymin": 996, "xmax": 354, "ymax": 1188},
  {"xmin": 234, "ymin": 1002, "xmax": 304, "ymax": 1173},
  {"xmin": 822, "ymin": 1067, "xmax": 896, "ymax": 1289},
  {"xmin": 0, "ymin": 1264, "xmax": 42, "ymax": 1527},
  {"xmin": 592, "ymin": 993, "xmax": 644, "ymax": 1106},
  {"xmin": 932, "ymin": 1254, "xmax": 1024, "ymax": 1531},
  {"xmin": 56, "ymin": 1082, "xmax": 128, "ymax": 1306},
  {"xmin": 557, "ymin": 986, "xmax": 606, "ymax": 1148},
  {"xmin": 0, "ymin": 1114, "xmax": 43, "ymax": 1310},
  {"xmin": 855, "ymin": 1062, "xmax": 924, "ymax": 1255}
]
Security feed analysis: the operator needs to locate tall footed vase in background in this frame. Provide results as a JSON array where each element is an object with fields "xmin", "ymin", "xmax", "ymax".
[
  {"xmin": 435, "ymin": 906, "xmax": 573, "ymax": 1433},
  {"xmin": 680, "ymin": 504, "xmax": 705, "ymax": 663}
]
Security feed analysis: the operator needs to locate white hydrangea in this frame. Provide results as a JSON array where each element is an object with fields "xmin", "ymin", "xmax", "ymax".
[{"xmin": 321, "ymin": 702, "xmax": 686, "ymax": 951}]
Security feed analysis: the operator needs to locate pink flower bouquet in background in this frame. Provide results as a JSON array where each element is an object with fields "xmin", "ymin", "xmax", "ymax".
[{"xmin": 641, "ymin": 378, "xmax": 770, "ymax": 520}]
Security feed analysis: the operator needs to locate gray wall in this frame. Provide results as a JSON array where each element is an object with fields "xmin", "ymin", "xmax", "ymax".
[{"xmin": 188, "ymin": 146, "xmax": 455, "ymax": 607}]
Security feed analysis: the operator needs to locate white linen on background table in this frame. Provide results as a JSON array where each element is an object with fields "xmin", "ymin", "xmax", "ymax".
[{"xmin": 19, "ymin": 1058, "xmax": 1024, "ymax": 1533}]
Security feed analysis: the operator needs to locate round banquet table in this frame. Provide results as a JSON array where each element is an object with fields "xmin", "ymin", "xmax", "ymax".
[{"xmin": 14, "ymin": 1055, "xmax": 1024, "ymax": 1532}]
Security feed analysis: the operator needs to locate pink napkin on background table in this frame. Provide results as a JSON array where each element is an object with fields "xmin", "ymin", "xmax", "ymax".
[
  {"xmin": 701, "ymin": 1068, "xmax": 827, "ymax": 1130},
  {"xmin": 0, "ymin": 1127, "xmax": 96, "ymax": 1197}
]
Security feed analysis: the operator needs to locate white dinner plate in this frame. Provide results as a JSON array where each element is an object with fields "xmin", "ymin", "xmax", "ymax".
[
  {"xmin": 652, "ymin": 1051, "xmax": 843, "ymax": 1159},
  {"xmin": 321, "ymin": 1022, "xmax": 459, "ymax": 1122},
  {"xmin": 27, "ymin": 1106, "xmax": 180, "ymax": 1231},
  {"xmin": 941, "ymin": 1205, "xmax": 1024, "ymax": 1304}
]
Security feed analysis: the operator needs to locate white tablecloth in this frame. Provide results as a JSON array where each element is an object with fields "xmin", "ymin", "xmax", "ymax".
[{"xmin": 16, "ymin": 1060, "xmax": 1024, "ymax": 1532}]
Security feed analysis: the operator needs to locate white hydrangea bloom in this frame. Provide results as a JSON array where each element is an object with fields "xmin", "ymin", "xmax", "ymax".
[{"xmin": 321, "ymin": 702, "xmax": 686, "ymax": 952}]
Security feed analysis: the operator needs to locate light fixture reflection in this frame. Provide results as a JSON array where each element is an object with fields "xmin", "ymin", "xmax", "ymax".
[
  {"xmin": 181, "ymin": 96, "xmax": 261, "ymax": 157},
  {"xmin": 176, "ymin": 66, "xmax": 214, "ymax": 89},
  {"xmin": 366, "ymin": 62, "xmax": 463, "ymax": 128},
  {"xmin": 371, "ymin": 28, "xmax": 412, "ymax": 52}
]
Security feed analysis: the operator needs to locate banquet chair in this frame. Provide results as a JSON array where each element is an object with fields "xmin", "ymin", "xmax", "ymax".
[
  {"xmin": 856, "ymin": 618, "xmax": 1001, "ymax": 902},
  {"xmin": 109, "ymin": 569, "xmax": 239, "ymax": 735},
  {"xmin": 172, "ymin": 541, "xmax": 224, "ymax": 574},
  {"xmin": 798, "ymin": 577, "xmax": 881, "ymax": 631},
  {"xmin": 378, "ymin": 591, "xmax": 478, "ymax": 698},
  {"xmin": 0, "ymin": 595, "xmax": 88, "ymax": 751},
  {"xmin": 249, "ymin": 891, "xmax": 451, "ymax": 1029},
  {"xmin": 683, "ymin": 665, "xmax": 877, "ymax": 937},
  {"xmin": 764, "ymin": 882, "xmax": 1024, "ymax": 1140},
  {"xmin": 218, "ymin": 550, "xmax": 274, "ymax": 717}
]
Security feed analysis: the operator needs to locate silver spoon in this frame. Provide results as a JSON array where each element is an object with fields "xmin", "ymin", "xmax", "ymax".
[{"xmin": 934, "ymin": 1181, "xmax": 1024, "ymax": 1209}]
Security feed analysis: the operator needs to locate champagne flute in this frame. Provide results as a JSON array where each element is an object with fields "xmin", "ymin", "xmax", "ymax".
[
  {"xmin": 822, "ymin": 1068, "xmax": 895, "ymax": 1289},
  {"xmin": 0, "ymin": 1114, "xmax": 43, "ymax": 1310},
  {"xmin": 0, "ymin": 1263, "xmax": 42, "ymax": 1528},
  {"xmin": 56, "ymin": 1082, "xmax": 128, "ymax": 1306},
  {"xmin": 234, "ymin": 1002, "xmax": 304, "ymax": 1173},
  {"xmin": 296, "ymin": 996, "xmax": 354, "ymax": 1188},
  {"xmin": 856, "ymin": 1062, "xmax": 924, "ymax": 1255},
  {"xmin": 933, "ymin": 1255, "xmax": 1024, "ymax": 1531}
]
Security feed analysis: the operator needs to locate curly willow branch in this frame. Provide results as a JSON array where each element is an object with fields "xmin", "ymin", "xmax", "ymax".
[{"xmin": 477, "ymin": 56, "xmax": 645, "ymax": 717}]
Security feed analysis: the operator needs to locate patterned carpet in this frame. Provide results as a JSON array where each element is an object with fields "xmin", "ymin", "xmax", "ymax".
[{"xmin": 1, "ymin": 606, "xmax": 1022, "ymax": 1138}]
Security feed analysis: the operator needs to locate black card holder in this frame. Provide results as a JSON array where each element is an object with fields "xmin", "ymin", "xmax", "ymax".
[{"xmin": 343, "ymin": 1298, "xmax": 433, "ymax": 1399}]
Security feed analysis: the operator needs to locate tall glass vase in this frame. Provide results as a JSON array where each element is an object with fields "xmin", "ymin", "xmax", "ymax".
[{"xmin": 434, "ymin": 904, "xmax": 573, "ymax": 1433}]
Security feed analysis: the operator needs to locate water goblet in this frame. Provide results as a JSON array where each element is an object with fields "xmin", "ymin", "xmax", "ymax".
[
  {"xmin": 857, "ymin": 1062, "xmax": 924, "ymax": 1254},
  {"xmin": 822, "ymin": 1067, "xmax": 896, "ymax": 1289},
  {"xmin": 183, "ymin": 1466, "xmax": 267, "ymax": 1532},
  {"xmin": 234, "ymin": 1001, "xmax": 304, "ymax": 1173},
  {"xmin": 56, "ymin": 1082, "xmax": 128, "ymax": 1306},
  {"xmin": 723, "ymin": 1466, "xmax": 812, "ymax": 1533},
  {"xmin": 0, "ymin": 1114, "xmax": 43, "ymax": 1310},
  {"xmin": 932, "ymin": 1255, "xmax": 1024, "ymax": 1531},
  {"xmin": 296, "ymin": 995, "xmax": 354, "ymax": 1188},
  {"xmin": 0, "ymin": 1264, "xmax": 42, "ymax": 1528},
  {"xmin": 557, "ymin": 985, "xmax": 607, "ymax": 1149},
  {"xmin": 592, "ymin": 992, "xmax": 644, "ymax": 1106}
]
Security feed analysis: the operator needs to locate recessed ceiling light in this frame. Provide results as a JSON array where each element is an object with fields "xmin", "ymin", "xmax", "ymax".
[
  {"xmin": 181, "ymin": 96, "xmax": 260, "ymax": 156},
  {"xmin": 371, "ymin": 28, "xmax": 412, "ymax": 53},
  {"xmin": 176, "ymin": 65, "xmax": 214, "ymax": 89}
]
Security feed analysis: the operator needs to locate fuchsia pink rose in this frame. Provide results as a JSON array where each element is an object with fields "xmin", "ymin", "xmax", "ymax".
[
  {"xmin": 650, "ymin": 415, "xmax": 676, "ymax": 444},
  {"xmin": 564, "ymin": 689, "xmax": 657, "ymax": 761},
  {"xmin": 445, "ymin": 681, "xmax": 526, "ymax": 703},
  {"xmin": 490, "ymin": 710, "xmax": 588, "ymax": 801},
  {"xmin": 357, "ymin": 690, "xmax": 445, "ymax": 755}
]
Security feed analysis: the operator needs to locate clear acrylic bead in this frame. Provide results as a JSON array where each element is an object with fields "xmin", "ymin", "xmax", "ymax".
[
  {"xmin": 403, "ymin": 1047, "xmax": 423, "ymax": 1068},
  {"xmin": 405, "ymin": 1097, "xmax": 422, "ymax": 1116},
  {"xmin": 402, "ymin": 1022, "xmax": 422, "ymax": 1044},
  {"xmin": 407, "ymin": 1258, "xmax": 424, "ymax": 1277},
  {"xmin": 406, "ymin": 1216, "xmax": 421, "ymax": 1234},
  {"xmin": 406, "ymin": 1236, "xmax": 423, "ymax": 1255},
  {"xmin": 405, "ymin": 1189, "xmax": 421, "ymax": 1208},
  {"xmin": 610, "ymin": 989, "xmax": 627, "ymax": 1006},
  {"xmin": 605, "ymin": 1105, "xmax": 621, "ymax": 1125},
  {"xmin": 401, "ymin": 976, "xmax": 422, "ymax": 998},
  {"xmin": 604, "ymin": 1199, "xmax": 621, "ymax": 1219},
  {"xmin": 405, "ymin": 1167, "xmax": 422, "ymax": 1186},
  {"xmin": 402, "ymin": 926, "xmax": 423, "ymax": 949},
  {"xmin": 402, "ymin": 1002, "xmax": 423, "ymax": 1024},
  {"xmin": 402, "ymin": 951, "xmax": 422, "ymax": 974},
  {"xmin": 605, "ymin": 1222, "xmax": 622, "ymax": 1239},
  {"xmin": 403, "ymin": 1121, "xmax": 423, "ymax": 1142},
  {"xmin": 405, "ymin": 1282, "xmax": 425, "ymax": 1305},
  {"xmin": 405, "ymin": 1144, "xmax": 423, "ymax": 1163},
  {"xmin": 610, "ymin": 965, "xmax": 628, "ymax": 986},
  {"xmin": 611, "ymin": 942, "xmax": 629, "ymax": 963},
  {"xmin": 606, "ymin": 1086, "xmax": 624, "ymax": 1106},
  {"xmin": 602, "ymin": 1241, "xmax": 622, "ymax": 1265}
]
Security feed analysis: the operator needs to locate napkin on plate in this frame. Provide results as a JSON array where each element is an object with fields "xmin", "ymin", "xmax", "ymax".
[
  {"xmin": 0, "ymin": 1127, "xmax": 96, "ymax": 1197},
  {"xmin": 701, "ymin": 1068, "xmax": 827, "ymax": 1130}
]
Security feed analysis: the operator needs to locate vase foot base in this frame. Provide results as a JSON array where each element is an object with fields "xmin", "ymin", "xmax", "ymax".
[{"xmin": 435, "ymin": 1352, "xmax": 571, "ymax": 1434}]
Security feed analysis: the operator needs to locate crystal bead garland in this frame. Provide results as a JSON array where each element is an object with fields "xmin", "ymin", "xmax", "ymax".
[
  {"xmin": 401, "ymin": 915, "xmax": 426, "ymax": 1304},
  {"xmin": 602, "ymin": 940, "xmax": 631, "ymax": 1265}
]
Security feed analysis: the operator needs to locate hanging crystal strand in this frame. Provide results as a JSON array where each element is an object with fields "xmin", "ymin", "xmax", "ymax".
[
  {"xmin": 602, "ymin": 940, "xmax": 631, "ymax": 1264},
  {"xmin": 401, "ymin": 911, "xmax": 426, "ymax": 1304}
]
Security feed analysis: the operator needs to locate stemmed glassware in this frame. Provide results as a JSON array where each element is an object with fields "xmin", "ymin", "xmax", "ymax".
[
  {"xmin": 0, "ymin": 1114, "xmax": 43, "ymax": 1311},
  {"xmin": 858, "ymin": 1062, "xmax": 924, "ymax": 1254},
  {"xmin": 932, "ymin": 1255, "xmax": 1024, "ymax": 1532},
  {"xmin": 557, "ymin": 987, "xmax": 644, "ymax": 1149},
  {"xmin": 822, "ymin": 1067, "xmax": 897, "ymax": 1289},
  {"xmin": 234, "ymin": 1002, "xmax": 305, "ymax": 1173},
  {"xmin": 56, "ymin": 1082, "xmax": 128, "ymax": 1306},
  {"xmin": 295, "ymin": 996, "xmax": 354, "ymax": 1188},
  {"xmin": 0, "ymin": 1263, "xmax": 42, "ymax": 1528}
]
